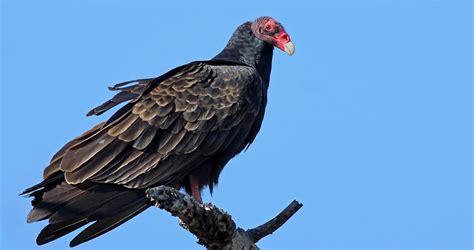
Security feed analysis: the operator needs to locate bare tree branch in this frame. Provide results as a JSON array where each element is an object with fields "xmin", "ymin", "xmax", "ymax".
[
  {"xmin": 146, "ymin": 186, "xmax": 303, "ymax": 249},
  {"xmin": 246, "ymin": 200, "xmax": 303, "ymax": 243}
]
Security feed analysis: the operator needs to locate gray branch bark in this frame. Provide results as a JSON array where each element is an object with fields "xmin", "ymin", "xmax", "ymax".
[{"xmin": 146, "ymin": 186, "xmax": 303, "ymax": 249}]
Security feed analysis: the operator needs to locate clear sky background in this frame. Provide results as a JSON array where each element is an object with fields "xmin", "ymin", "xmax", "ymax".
[{"xmin": 1, "ymin": 0, "xmax": 472, "ymax": 249}]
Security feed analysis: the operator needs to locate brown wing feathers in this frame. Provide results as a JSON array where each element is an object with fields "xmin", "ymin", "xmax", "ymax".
[{"xmin": 59, "ymin": 63, "xmax": 254, "ymax": 189}]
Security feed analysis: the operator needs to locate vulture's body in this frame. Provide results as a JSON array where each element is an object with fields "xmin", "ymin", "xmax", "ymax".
[{"xmin": 22, "ymin": 17, "xmax": 294, "ymax": 247}]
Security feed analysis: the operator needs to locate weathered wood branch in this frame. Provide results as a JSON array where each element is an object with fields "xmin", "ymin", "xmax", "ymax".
[{"xmin": 146, "ymin": 186, "xmax": 303, "ymax": 249}]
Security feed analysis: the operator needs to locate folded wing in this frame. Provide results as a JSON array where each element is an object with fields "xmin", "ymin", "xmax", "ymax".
[{"xmin": 46, "ymin": 62, "xmax": 262, "ymax": 190}]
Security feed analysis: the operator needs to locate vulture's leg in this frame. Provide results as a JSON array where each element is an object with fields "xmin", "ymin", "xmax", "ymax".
[{"xmin": 189, "ymin": 175, "xmax": 203, "ymax": 203}]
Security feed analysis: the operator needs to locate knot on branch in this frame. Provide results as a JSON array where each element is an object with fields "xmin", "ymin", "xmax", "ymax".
[{"xmin": 146, "ymin": 186, "xmax": 302, "ymax": 249}]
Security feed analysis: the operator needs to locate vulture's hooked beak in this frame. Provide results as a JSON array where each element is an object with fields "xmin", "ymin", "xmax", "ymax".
[{"xmin": 284, "ymin": 42, "xmax": 295, "ymax": 56}]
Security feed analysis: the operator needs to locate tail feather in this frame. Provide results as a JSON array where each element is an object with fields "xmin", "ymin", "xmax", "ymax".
[
  {"xmin": 37, "ymin": 218, "xmax": 89, "ymax": 245},
  {"xmin": 27, "ymin": 182, "xmax": 90, "ymax": 223},
  {"xmin": 24, "ymin": 176, "xmax": 151, "ymax": 246},
  {"xmin": 70, "ymin": 199, "xmax": 149, "ymax": 247},
  {"xmin": 48, "ymin": 184, "xmax": 123, "ymax": 224}
]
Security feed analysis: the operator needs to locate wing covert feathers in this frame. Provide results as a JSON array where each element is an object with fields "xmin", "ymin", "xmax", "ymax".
[{"xmin": 58, "ymin": 62, "xmax": 261, "ymax": 189}]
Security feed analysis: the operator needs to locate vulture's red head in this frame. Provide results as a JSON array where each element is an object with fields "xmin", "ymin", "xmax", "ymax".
[{"xmin": 251, "ymin": 16, "xmax": 295, "ymax": 56}]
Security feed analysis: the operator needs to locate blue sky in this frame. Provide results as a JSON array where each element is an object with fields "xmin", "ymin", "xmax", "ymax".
[{"xmin": 1, "ymin": 0, "xmax": 472, "ymax": 249}]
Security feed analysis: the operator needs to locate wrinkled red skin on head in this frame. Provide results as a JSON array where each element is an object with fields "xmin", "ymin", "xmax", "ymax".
[
  {"xmin": 252, "ymin": 17, "xmax": 292, "ymax": 52},
  {"xmin": 272, "ymin": 27, "xmax": 291, "ymax": 51}
]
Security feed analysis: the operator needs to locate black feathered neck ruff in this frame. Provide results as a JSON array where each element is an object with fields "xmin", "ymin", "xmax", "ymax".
[{"xmin": 212, "ymin": 22, "xmax": 274, "ymax": 84}]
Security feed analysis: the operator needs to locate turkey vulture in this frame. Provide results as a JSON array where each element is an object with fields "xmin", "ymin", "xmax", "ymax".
[{"xmin": 22, "ymin": 16, "xmax": 294, "ymax": 247}]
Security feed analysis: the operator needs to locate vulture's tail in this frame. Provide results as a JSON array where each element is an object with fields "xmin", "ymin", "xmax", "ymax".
[{"xmin": 21, "ymin": 175, "xmax": 152, "ymax": 247}]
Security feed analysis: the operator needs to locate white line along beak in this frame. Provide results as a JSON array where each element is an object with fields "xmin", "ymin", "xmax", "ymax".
[{"xmin": 284, "ymin": 42, "xmax": 295, "ymax": 56}]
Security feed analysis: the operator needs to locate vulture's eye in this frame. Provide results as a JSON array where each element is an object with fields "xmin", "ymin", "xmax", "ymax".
[{"xmin": 265, "ymin": 24, "xmax": 273, "ymax": 31}]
